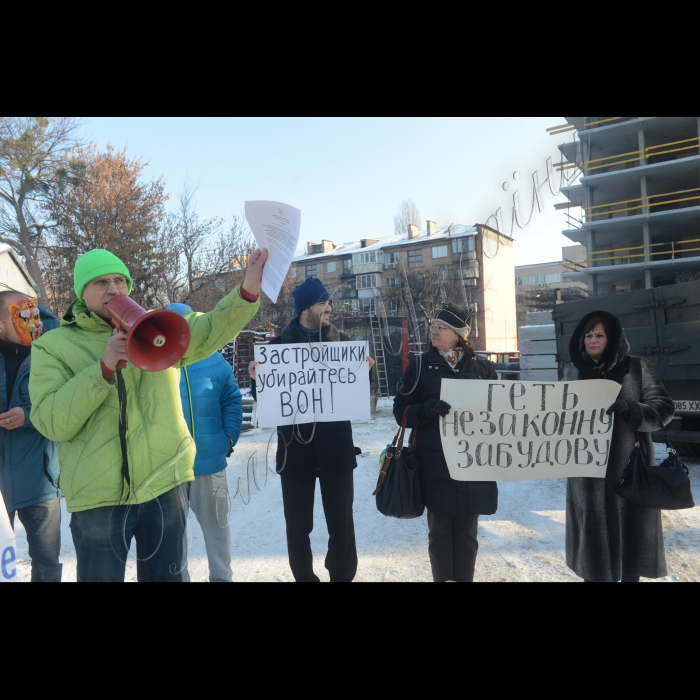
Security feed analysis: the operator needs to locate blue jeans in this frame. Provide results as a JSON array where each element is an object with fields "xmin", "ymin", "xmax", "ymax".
[
  {"xmin": 70, "ymin": 486, "xmax": 189, "ymax": 583},
  {"xmin": 8, "ymin": 498, "xmax": 63, "ymax": 583}
]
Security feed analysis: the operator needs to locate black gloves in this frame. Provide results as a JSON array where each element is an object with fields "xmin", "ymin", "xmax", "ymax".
[
  {"xmin": 606, "ymin": 399, "xmax": 630, "ymax": 422},
  {"xmin": 419, "ymin": 399, "xmax": 452, "ymax": 422}
]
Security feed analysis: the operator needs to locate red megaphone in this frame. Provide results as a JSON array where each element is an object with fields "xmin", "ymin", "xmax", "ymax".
[{"xmin": 107, "ymin": 296, "xmax": 191, "ymax": 372}]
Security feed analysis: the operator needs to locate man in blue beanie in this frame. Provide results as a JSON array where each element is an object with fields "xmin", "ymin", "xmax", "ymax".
[
  {"xmin": 169, "ymin": 303, "xmax": 242, "ymax": 583},
  {"xmin": 250, "ymin": 278, "xmax": 373, "ymax": 582}
]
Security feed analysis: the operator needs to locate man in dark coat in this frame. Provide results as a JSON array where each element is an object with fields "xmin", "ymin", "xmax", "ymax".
[
  {"xmin": 562, "ymin": 310, "xmax": 675, "ymax": 583},
  {"xmin": 394, "ymin": 303, "xmax": 498, "ymax": 582},
  {"xmin": 0, "ymin": 291, "xmax": 62, "ymax": 582},
  {"xmin": 250, "ymin": 277, "xmax": 374, "ymax": 582}
]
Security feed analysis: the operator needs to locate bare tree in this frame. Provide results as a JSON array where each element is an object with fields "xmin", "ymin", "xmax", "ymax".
[
  {"xmin": 0, "ymin": 117, "xmax": 82, "ymax": 306},
  {"xmin": 393, "ymin": 198, "xmax": 421, "ymax": 236},
  {"xmin": 153, "ymin": 185, "xmax": 257, "ymax": 311}
]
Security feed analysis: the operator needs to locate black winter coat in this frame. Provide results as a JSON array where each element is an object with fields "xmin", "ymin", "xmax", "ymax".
[
  {"xmin": 251, "ymin": 318, "xmax": 358, "ymax": 479},
  {"xmin": 562, "ymin": 310, "xmax": 675, "ymax": 582},
  {"xmin": 393, "ymin": 348, "xmax": 499, "ymax": 518}
]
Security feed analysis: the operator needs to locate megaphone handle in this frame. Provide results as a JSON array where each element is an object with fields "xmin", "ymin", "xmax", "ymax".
[{"xmin": 113, "ymin": 322, "xmax": 127, "ymax": 370}]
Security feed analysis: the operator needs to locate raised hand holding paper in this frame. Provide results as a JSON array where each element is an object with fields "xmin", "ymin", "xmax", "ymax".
[
  {"xmin": 0, "ymin": 491, "xmax": 17, "ymax": 582},
  {"xmin": 244, "ymin": 201, "xmax": 301, "ymax": 304},
  {"xmin": 440, "ymin": 379, "xmax": 621, "ymax": 482}
]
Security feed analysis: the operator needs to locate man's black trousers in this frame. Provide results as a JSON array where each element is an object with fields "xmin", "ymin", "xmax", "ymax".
[
  {"xmin": 280, "ymin": 471, "xmax": 357, "ymax": 582},
  {"xmin": 427, "ymin": 511, "xmax": 480, "ymax": 582}
]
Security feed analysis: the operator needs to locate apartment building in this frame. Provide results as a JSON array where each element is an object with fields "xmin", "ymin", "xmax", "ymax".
[
  {"xmin": 290, "ymin": 221, "xmax": 518, "ymax": 354},
  {"xmin": 556, "ymin": 117, "xmax": 700, "ymax": 293},
  {"xmin": 515, "ymin": 245, "xmax": 588, "ymax": 328}
]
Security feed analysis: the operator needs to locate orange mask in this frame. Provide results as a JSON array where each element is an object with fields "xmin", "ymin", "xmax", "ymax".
[{"xmin": 9, "ymin": 297, "xmax": 43, "ymax": 346}]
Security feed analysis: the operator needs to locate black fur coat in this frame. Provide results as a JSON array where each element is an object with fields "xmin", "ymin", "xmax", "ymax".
[{"xmin": 562, "ymin": 310, "xmax": 675, "ymax": 582}]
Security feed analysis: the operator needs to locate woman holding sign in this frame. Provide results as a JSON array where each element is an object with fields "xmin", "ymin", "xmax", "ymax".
[
  {"xmin": 562, "ymin": 311, "xmax": 674, "ymax": 583},
  {"xmin": 393, "ymin": 304, "xmax": 498, "ymax": 583}
]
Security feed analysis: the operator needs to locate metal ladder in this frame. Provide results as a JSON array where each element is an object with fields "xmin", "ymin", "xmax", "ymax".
[{"xmin": 370, "ymin": 316, "xmax": 390, "ymax": 398}]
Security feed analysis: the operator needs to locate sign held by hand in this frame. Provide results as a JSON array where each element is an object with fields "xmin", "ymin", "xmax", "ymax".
[
  {"xmin": 254, "ymin": 341, "xmax": 371, "ymax": 427},
  {"xmin": 440, "ymin": 379, "xmax": 621, "ymax": 482}
]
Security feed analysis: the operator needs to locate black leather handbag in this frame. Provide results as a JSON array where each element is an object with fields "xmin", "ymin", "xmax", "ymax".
[
  {"xmin": 615, "ymin": 404, "xmax": 695, "ymax": 511},
  {"xmin": 373, "ymin": 407, "xmax": 425, "ymax": 520}
]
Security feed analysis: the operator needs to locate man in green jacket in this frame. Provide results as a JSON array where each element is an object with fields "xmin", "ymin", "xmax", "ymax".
[{"xmin": 29, "ymin": 247, "xmax": 267, "ymax": 582}]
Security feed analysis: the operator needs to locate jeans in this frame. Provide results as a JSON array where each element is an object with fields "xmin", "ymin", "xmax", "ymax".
[
  {"xmin": 281, "ymin": 471, "xmax": 357, "ymax": 583},
  {"xmin": 183, "ymin": 470, "xmax": 233, "ymax": 582},
  {"xmin": 8, "ymin": 498, "xmax": 62, "ymax": 583},
  {"xmin": 70, "ymin": 486, "xmax": 188, "ymax": 583},
  {"xmin": 427, "ymin": 511, "xmax": 480, "ymax": 583}
]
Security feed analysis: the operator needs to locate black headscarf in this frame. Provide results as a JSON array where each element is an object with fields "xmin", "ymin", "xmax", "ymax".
[{"xmin": 568, "ymin": 310, "xmax": 631, "ymax": 384}]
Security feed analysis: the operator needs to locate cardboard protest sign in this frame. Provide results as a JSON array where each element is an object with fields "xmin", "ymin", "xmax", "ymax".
[
  {"xmin": 0, "ymin": 491, "xmax": 17, "ymax": 583},
  {"xmin": 254, "ymin": 341, "xmax": 371, "ymax": 428},
  {"xmin": 440, "ymin": 379, "xmax": 621, "ymax": 482}
]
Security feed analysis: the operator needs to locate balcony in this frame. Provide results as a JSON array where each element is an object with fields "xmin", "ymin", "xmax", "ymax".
[
  {"xmin": 455, "ymin": 261, "xmax": 480, "ymax": 279},
  {"xmin": 339, "ymin": 268, "xmax": 355, "ymax": 279}
]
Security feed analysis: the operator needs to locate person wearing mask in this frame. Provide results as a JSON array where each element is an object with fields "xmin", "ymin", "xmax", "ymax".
[
  {"xmin": 562, "ymin": 311, "xmax": 674, "ymax": 583},
  {"xmin": 0, "ymin": 291, "xmax": 62, "ymax": 582},
  {"xmin": 249, "ymin": 277, "xmax": 373, "ymax": 582},
  {"xmin": 393, "ymin": 303, "xmax": 498, "ymax": 583},
  {"xmin": 168, "ymin": 303, "xmax": 243, "ymax": 583},
  {"xmin": 29, "ymin": 248, "xmax": 267, "ymax": 582}
]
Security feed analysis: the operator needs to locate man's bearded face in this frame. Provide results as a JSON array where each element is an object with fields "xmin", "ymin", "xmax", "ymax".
[{"xmin": 9, "ymin": 297, "xmax": 43, "ymax": 346}]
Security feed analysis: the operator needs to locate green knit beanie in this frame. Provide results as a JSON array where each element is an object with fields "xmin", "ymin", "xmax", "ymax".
[{"xmin": 74, "ymin": 249, "xmax": 133, "ymax": 300}]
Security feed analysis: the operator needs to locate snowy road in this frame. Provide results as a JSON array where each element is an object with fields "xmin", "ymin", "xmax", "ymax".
[{"xmin": 13, "ymin": 399, "xmax": 700, "ymax": 582}]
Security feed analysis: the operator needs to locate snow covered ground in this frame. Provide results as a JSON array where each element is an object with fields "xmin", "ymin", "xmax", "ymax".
[{"xmin": 13, "ymin": 399, "xmax": 700, "ymax": 582}]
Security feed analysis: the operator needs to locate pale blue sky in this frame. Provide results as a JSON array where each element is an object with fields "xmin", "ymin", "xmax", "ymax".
[{"xmin": 85, "ymin": 117, "xmax": 575, "ymax": 266}]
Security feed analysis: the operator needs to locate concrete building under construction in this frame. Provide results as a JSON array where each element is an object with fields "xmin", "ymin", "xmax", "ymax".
[{"xmin": 556, "ymin": 117, "xmax": 700, "ymax": 293}]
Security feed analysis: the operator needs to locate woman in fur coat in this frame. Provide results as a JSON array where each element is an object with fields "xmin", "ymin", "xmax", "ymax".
[{"xmin": 562, "ymin": 310, "xmax": 675, "ymax": 583}]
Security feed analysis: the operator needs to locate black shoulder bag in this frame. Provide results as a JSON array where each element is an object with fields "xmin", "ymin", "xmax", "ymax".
[
  {"xmin": 615, "ymin": 403, "xmax": 695, "ymax": 511},
  {"xmin": 373, "ymin": 407, "xmax": 425, "ymax": 520}
]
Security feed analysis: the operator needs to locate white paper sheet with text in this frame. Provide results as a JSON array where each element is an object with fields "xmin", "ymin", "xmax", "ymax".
[
  {"xmin": 254, "ymin": 342, "xmax": 371, "ymax": 427},
  {"xmin": 244, "ymin": 201, "xmax": 301, "ymax": 304},
  {"xmin": 440, "ymin": 379, "xmax": 620, "ymax": 482},
  {"xmin": 0, "ymin": 491, "xmax": 17, "ymax": 582}
]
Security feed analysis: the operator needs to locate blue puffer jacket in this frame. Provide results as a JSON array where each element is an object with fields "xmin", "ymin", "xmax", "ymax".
[
  {"xmin": 179, "ymin": 351, "xmax": 243, "ymax": 476},
  {"xmin": 1, "ymin": 306, "xmax": 60, "ymax": 512}
]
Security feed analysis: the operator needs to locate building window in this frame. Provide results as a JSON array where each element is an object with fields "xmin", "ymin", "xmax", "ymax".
[
  {"xmin": 516, "ymin": 277, "xmax": 528, "ymax": 286},
  {"xmin": 289, "ymin": 267, "xmax": 298, "ymax": 278},
  {"xmin": 530, "ymin": 275, "xmax": 545, "ymax": 285},
  {"xmin": 463, "ymin": 278, "xmax": 477, "ymax": 288},
  {"xmin": 388, "ymin": 300, "xmax": 399, "ymax": 316},
  {"xmin": 432, "ymin": 270, "xmax": 447, "ymax": 285},
  {"xmin": 384, "ymin": 252, "xmax": 399, "ymax": 268},
  {"xmin": 386, "ymin": 276, "xmax": 399, "ymax": 288},
  {"xmin": 452, "ymin": 237, "xmax": 474, "ymax": 256},
  {"xmin": 545, "ymin": 273, "xmax": 561, "ymax": 284},
  {"xmin": 358, "ymin": 273, "xmax": 379, "ymax": 289},
  {"xmin": 362, "ymin": 298, "xmax": 376, "ymax": 314},
  {"xmin": 353, "ymin": 252, "xmax": 378, "ymax": 265},
  {"xmin": 305, "ymin": 265, "xmax": 317, "ymax": 278},
  {"xmin": 324, "ymin": 261, "xmax": 336, "ymax": 274},
  {"xmin": 408, "ymin": 249, "xmax": 423, "ymax": 268},
  {"xmin": 432, "ymin": 245, "xmax": 448, "ymax": 259},
  {"xmin": 343, "ymin": 259, "xmax": 352, "ymax": 269},
  {"xmin": 458, "ymin": 262, "xmax": 479, "ymax": 279}
]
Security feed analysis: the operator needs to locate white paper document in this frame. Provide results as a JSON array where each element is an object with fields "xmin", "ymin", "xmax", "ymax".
[
  {"xmin": 245, "ymin": 201, "xmax": 301, "ymax": 304},
  {"xmin": 0, "ymin": 491, "xmax": 17, "ymax": 582},
  {"xmin": 254, "ymin": 342, "xmax": 371, "ymax": 428},
  {"xmin": 440, "ymin": 379, "xmax": 620, "ymax": 482}
]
